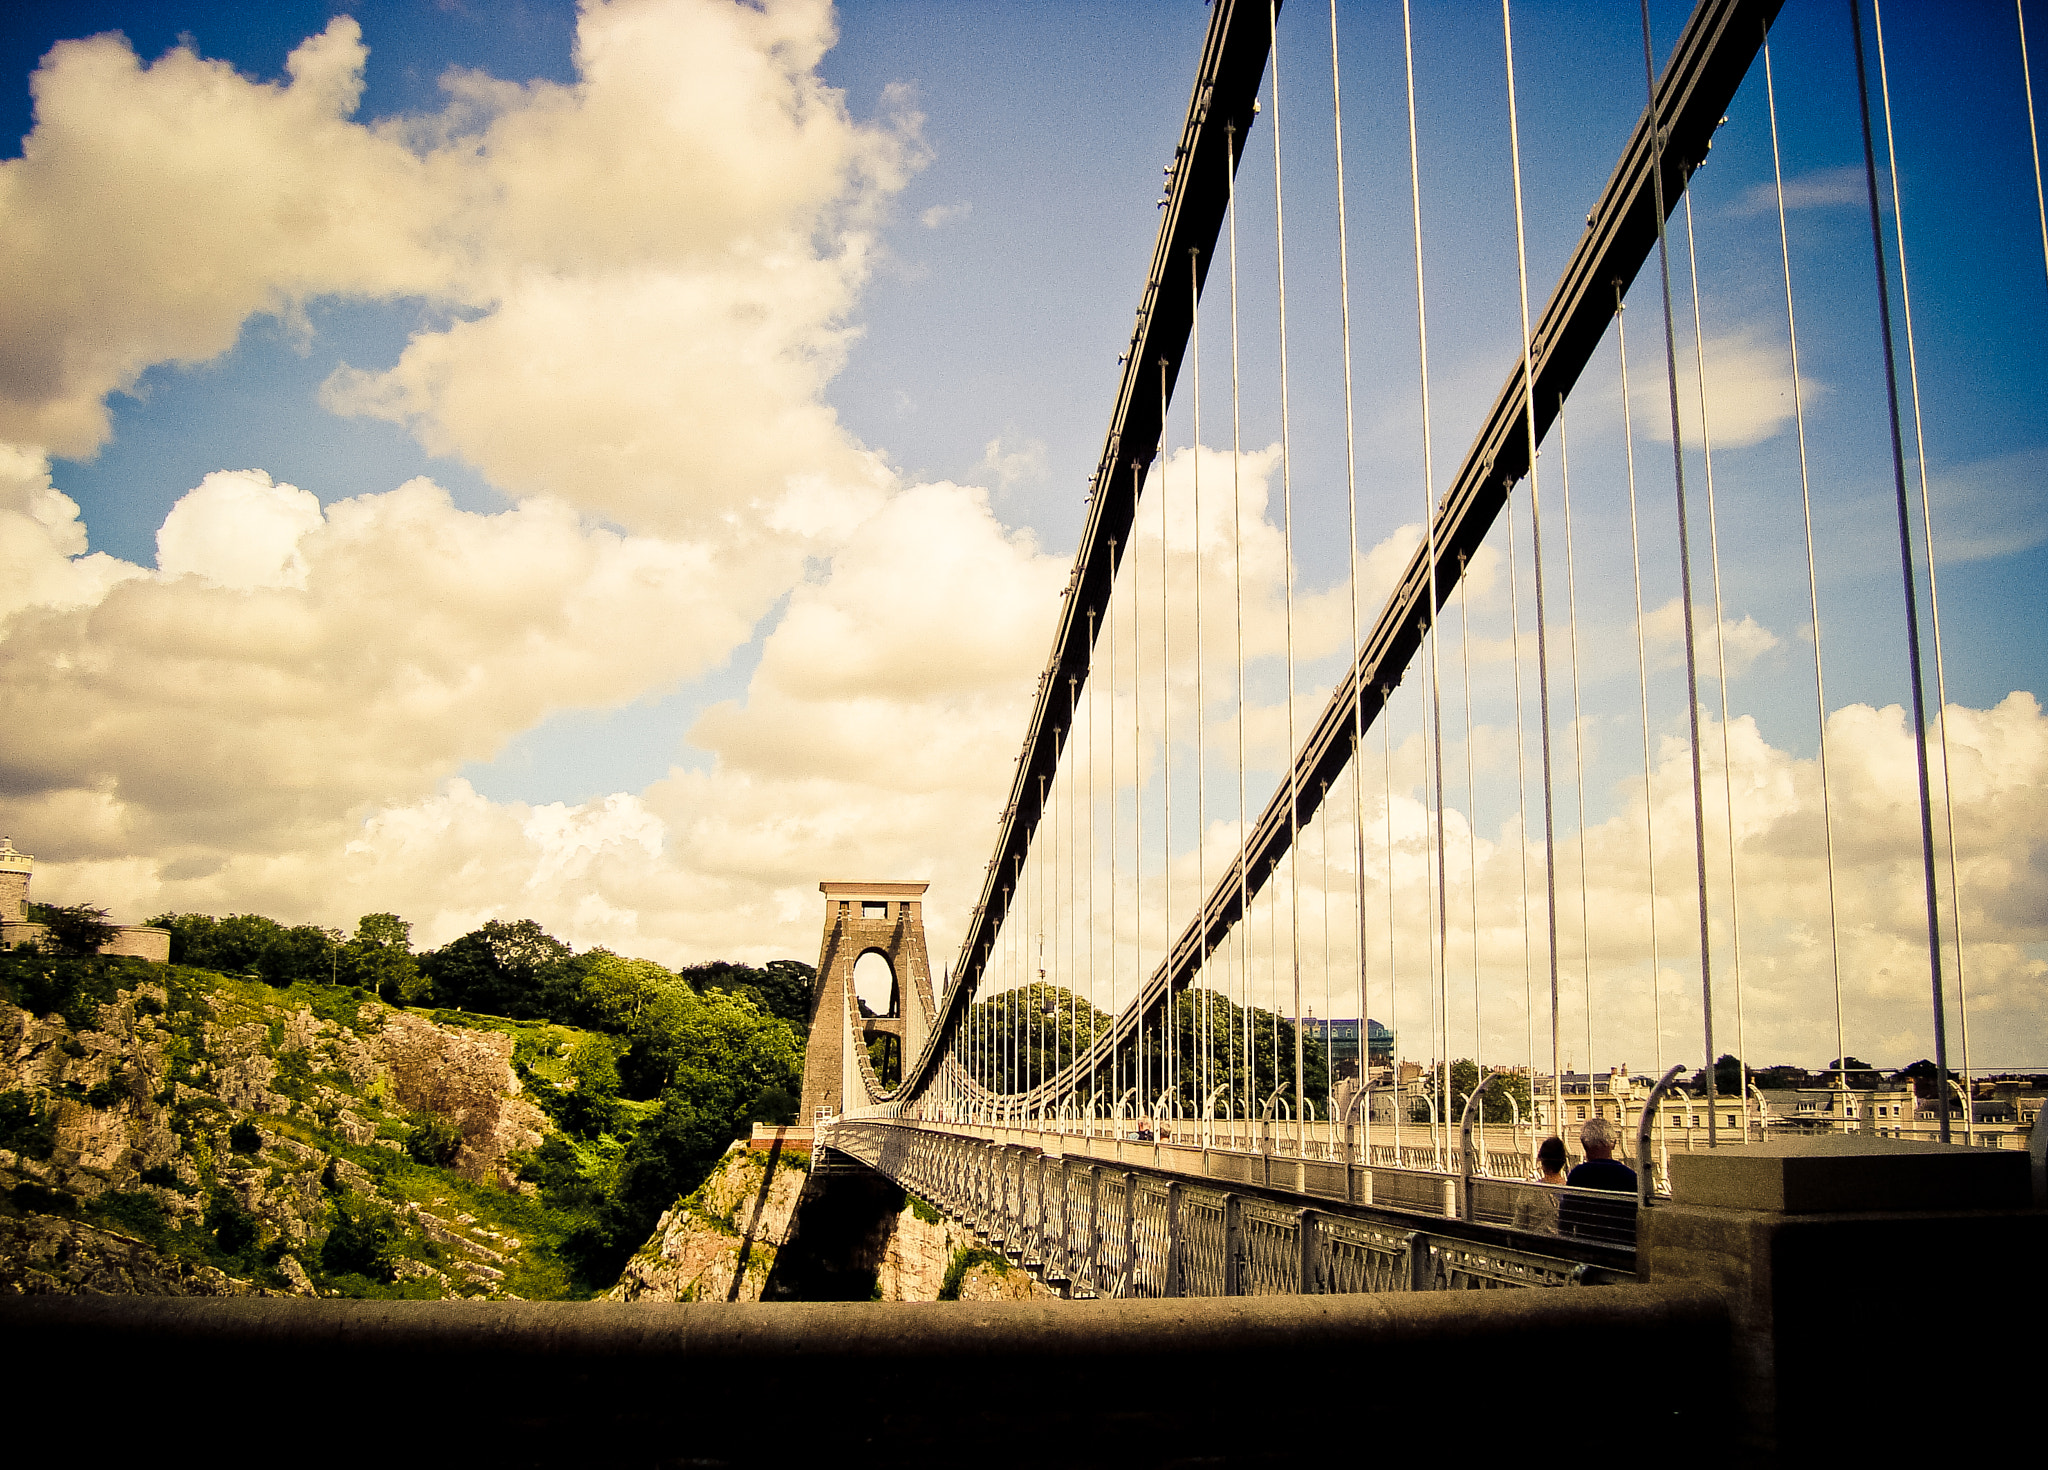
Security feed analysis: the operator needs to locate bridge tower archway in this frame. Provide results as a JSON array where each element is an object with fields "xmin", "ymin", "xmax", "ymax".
[{"xmin": 800, "ymin": 882, "xmax": 935, "ymax": 1123}]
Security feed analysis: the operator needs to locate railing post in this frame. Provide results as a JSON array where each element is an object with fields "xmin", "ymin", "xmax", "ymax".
[
  {"xmin": 1085, "ymin": 1165, "xmax": 1102, "ymax": 1297},
  {"xmin": 1223, "ymin": 1192, "xmax": 1242, "ymax": 1297},
  {"xmin": 1298, "ymin": 1207, "xmax": 1319, "ymax": 1294},
  {"xmin": 1120, "ymin": 1171, "xmax": 1137, "ymax": 1298},
  {"xmin": 1403, "ymin": 1229, "xmax": 1432, "ymax": 1292},
  {"xmin": 1165, "ymin": 1181, "xmax": 1183, "ymax": 1298}
]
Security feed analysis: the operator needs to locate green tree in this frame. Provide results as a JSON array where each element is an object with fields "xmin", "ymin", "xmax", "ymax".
[
  {"xmin": 0, "ymin": 1090, "xmax": 57, "ymax": 1160},
  {"xmin": 1686, "ymin": 1054, "xmax": 1747, "ymax": 1099},
  {"xmin": 356, "ymin": 912, "xmax": 410, "ymax": 949},
  {"xmin": 1892, "ymin": 1058, "xmax": 1943, "ymax": 1099},
  {"xmin": 581, "ymin": 950, "xmax": 683, "ymax": 1031},
  {"xmin": 256, "ymin": 924, "xmax": 341, "ymax": 987},
  {"xmin": 206, "ymin": 1187, "xmax": 261, "ymax": 1258},
  {"xmin": 148, "ymin": 913, "xmax": 286, "ymax": 973},
  {"xmin": 558, "ymin": 1035, "xmax": 624, "ymax": 1138},
  {"xmin": 419, "ymin": 919, "xmax": 578, "ymax": 1018},
  {"xmin": 679, "ymin": 958, "xmax": 815, "ymax": 1032},
  {"xmin": 405, "ymin": 1113, "xmax": 464, "ymax": 1167},
  {"xmin": 662, "ymin": 988, "xmax": 804, "ymax": 1128},
  {"xmin": 561, "ymin": 1099, "xmax": 727, "ymax": 1288},
  {"xmin": 320, "ymin": 1192, "xmax": 398, "ymax": 1282},
  {"xmin": 341, "ymin": 912, "xmax": 424, "ymax": 1001},
  {"xmin": 1752, "ymin": 1063, "xmax": 1813, "ymax": 1090},
  {"xmin": 25, "ymin": 902, "xmax": 118, "ymax": 957}
]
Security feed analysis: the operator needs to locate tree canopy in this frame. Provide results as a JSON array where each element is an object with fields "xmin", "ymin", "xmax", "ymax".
[
  {"xmin": 418, "ymin": 918, "xmax": 580, "ymax": 1018},
  {"xmin": 24, "ymin": 902, "xmax": 118, "ymax": 957}
]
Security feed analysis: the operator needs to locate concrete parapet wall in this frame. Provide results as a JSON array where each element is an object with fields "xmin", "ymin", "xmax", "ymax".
[{"xmin": 0, "ymin": 1288, "xmax": 1728, "ymax": 1463}]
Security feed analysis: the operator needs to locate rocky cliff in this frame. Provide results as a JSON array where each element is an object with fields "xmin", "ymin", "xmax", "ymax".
[
  {"xmin": 609, "ymin": 1141, "xmax": 810, "ymax": 1302},
  {"xmin": 1, "ymin": 954, "xmax": 587, "ymax": 1298},
  {"xmin": 614, "ymin": 1142, "xmax": 1057, "ymax": 1303}
]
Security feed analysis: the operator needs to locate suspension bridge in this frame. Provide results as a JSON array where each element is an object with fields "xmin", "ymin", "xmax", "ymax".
[
  {"xmin": 806, "ymin": 0, "xmax": 2044, "ymax": 1273},
  {"xmin": 13, "ymin": 2, "xmax": 2043, "ymax": 1462}
]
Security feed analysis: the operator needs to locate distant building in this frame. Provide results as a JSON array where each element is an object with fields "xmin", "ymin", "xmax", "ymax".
[
  {"xmin": 1297, "ymin": 1015, "xmax": 1393, "ymax": 1083},
  {"xmin": 1530, "ymin": 1066, "xmax": 1644, "ymax": 1131},
  {"xmin": 0, "ymin": 838, "xmax": 168, "ymax": 963}
]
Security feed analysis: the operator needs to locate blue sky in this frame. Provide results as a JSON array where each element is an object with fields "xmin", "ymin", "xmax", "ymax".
[{"xmin": 2, "ymin": 1, "xmax": 2043, "ymax": 1072}]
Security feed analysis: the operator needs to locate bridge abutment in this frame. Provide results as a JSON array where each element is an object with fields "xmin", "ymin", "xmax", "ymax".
[
  {"xmin": 1637, "ymin": 1137, "xmax": 2040, "ymax": 1460},
  {"xmin": 759, "ymin": 1155, "xmax": 906, "ymax": 1302}
]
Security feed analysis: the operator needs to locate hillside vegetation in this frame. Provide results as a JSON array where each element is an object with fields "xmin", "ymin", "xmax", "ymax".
[{"xmin": 0, "ymin": 917, "xmax": 811, "ymax": 1298}]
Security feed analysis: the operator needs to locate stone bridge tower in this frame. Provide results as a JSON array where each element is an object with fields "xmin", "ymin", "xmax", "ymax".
[{"xmin": 799, "ymin": 882, "xmax": 937, "ymax": 1124}]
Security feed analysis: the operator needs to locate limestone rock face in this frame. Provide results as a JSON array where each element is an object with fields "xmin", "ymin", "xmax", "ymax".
[
  {"xmin": 610, "ymin": 1143, "xmax": 809, "ymax": 1303},
  {"xmin": 370, "ymin": 1011, "xmax": 545, "ymax": 1184},
  {"xmin": 954, "ymin": 1257, "xmax": 1050, "ymax": 1301},
  {"xmin": 874, "ymin": 1202, "xmax": 972, "ymax": 1300},
  {"xmin": 871, "ymin": 1199, "xmax": 1059, "ymax": 1302},
  {"xmin": 0, "ymin": 1214, "xmax": 266, "ymax": 1296},
  {"xmin": 205, "ymin": 1020, "xmax": 287, "ymax": 1115},
  {"xmin": 615, "ymin": 1145, "xmax": 1062, "ymax": 1304},
  {"xmin": 278, "ymin": 1253, "xmax": 316, "ymax": 1296},
  {"xmin": 0, "ymin": 963, "xmax": 585, "ymax": 1300}
]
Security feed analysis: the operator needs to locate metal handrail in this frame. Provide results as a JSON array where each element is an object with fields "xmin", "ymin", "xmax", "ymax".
[
  {"xmin": 1636, "ymin": 1065, "xmax": 1685, "ymax": 1211},
  {"xmin": 1458, "ymin": 1068, "xmax": 1496, "ymax": 1221}
]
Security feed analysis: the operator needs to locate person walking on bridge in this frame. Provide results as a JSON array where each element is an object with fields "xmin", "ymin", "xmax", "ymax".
[
  {"xmin": 1559, "ymin": 1118, "xmax": 1637, "ymax": 1241},
  {"xmin": 1511, "ymin": 1136, "xmax": 1569, "ymax": 1233}
]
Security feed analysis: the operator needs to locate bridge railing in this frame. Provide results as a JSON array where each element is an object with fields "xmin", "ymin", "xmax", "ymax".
[
  {"xmin": 822, "ymin": 1119, "xmax": 1635, "ymax": 1299},
  {"xmin": 844, "ymin": 1100, "xmax": 1676, "ymax": 1199},
  {"xmin": 846, "ymin": 1112, "xmax": 1655, "ymax": 1231}
]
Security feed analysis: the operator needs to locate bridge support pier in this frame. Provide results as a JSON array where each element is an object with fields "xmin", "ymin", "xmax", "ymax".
[{"xmin": 1637, "ymin": 1137, "xmax": 2041, "ymax": 1460}]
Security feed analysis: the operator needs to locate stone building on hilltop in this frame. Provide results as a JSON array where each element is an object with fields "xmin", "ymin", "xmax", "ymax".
[{"xmin": 0, "ymin": 837, "xmax": 168, "ymax": 962}]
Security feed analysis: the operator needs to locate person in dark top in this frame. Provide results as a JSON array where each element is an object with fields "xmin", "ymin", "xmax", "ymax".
[{"xmin": 1559, "ymin": 1117, "xmax": 1638, "ymax": 1241}]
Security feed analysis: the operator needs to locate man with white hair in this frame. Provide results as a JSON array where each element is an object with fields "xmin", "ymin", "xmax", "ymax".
[{"xmin": 1559, "ymin": 1116, "xmax": 1637, "ymax": 1240}]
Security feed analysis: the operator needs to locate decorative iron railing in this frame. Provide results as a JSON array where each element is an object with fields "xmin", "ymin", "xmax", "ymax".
[{"xmin": 824, "ymin": 1120, "xmax": 1634, "ymax": 1300}]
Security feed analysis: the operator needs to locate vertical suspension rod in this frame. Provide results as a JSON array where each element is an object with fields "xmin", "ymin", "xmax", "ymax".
[{"xmin": 1851, "ymin": 0, "xmax": 1949, "ymax": 1138}]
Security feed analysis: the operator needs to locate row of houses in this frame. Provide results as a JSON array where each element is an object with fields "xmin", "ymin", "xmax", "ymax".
[{"xmin": 1342, "ymin": 1055, "xmax": 2038, "ymax": 1151}]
